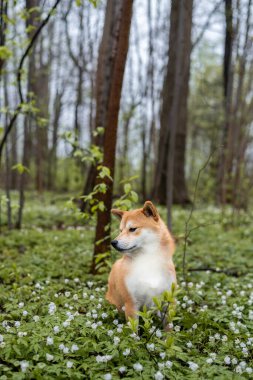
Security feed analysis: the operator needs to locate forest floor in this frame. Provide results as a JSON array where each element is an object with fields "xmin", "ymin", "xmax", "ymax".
[{"xmin": 0, "ymin": 193, "xmax": 253, "ymax": 379}]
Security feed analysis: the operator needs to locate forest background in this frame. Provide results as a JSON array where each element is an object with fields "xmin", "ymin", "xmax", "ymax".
[{"xmin": 0, "ymin": 1, "xmax": 253, "ymax": 378}]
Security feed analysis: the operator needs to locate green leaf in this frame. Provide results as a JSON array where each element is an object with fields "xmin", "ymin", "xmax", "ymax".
[
  {"xmin": 0, "ymin": 46, "xmax": 12, "ymax": 60},
  {"xmin": 124, "ymin": 183, "xmax": 131, "ymax": 194},
  {"xmin": 12, "ymin": 163, "xmax": 30, "ymax": 174}
]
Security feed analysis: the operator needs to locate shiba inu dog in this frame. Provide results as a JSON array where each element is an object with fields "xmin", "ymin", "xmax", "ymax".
[{"xmin": 106, "ymin": 201, "xmax": 176, "ymax": 321}]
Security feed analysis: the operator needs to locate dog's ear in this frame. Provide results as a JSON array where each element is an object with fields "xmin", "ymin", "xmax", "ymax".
[
  {"xmin": 111, "ymin": 209, "xmax": 124, "ymax": 219},
  {"xmin": 142, "ymin": 201, "xmax": 159, "ymax": 222}
]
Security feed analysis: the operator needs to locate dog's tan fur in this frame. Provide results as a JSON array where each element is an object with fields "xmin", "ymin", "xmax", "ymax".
[{"xmin": 106, "ymin": 201, "xmax": 176, "ymax": 320}]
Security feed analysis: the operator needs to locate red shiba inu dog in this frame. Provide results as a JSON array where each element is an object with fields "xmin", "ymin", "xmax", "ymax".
[{"xmin": 106, "ymin": 201, "xmax": 176, "ymax": 321}]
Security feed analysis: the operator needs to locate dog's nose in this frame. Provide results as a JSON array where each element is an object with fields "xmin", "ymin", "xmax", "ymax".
[{"xmin": 111, "ymin": 240, "xmax": 118, "ymax": 248}]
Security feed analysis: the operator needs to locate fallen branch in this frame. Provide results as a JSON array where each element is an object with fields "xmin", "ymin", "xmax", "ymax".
[{"xmin": 188, "ymin": 267, "xmax": 246, "ymax": 277}]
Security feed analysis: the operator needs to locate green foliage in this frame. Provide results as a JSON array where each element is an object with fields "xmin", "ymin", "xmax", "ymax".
[
  {"xmin": 12, "ymin": 163, "xmax": 30, "ymax": 175},
  {"xmin": 0, "ymin": 200, "xmax": 253, "ymax": 378},
  {"xmin": 112, "ymin": 180, "xmax": 139, "ymax": 210},
  {"xmin": 0, "ymin": 46, "xmax": 12, "ymax": 60}
]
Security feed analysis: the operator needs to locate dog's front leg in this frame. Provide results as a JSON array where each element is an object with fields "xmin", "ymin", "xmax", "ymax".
[{"xmin": 124, "ymin": 300, "xmax": 138, "ymax": 320}]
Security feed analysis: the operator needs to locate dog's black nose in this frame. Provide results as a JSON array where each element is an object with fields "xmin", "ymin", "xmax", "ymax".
[{"xmin": 111, "ymin": 240, "xmax": 118, "ymax": 248}]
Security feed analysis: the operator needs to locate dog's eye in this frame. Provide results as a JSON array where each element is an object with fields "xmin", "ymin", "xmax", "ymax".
[{"xmin": 129, "ymin": 227, "xmax": 137, "ymax": 232}]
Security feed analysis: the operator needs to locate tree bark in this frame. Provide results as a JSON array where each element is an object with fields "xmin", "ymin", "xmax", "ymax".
[
  {"xmin": 153, "ymin": 0, "xmax": 193, "ymax": 208},
  {"xmin": 217, "ymin": 0, "xmax": 234, "ymax": 204},
  {"xmin": 91, "ymin": 0, "xmax": 133, "ymax": 274}
]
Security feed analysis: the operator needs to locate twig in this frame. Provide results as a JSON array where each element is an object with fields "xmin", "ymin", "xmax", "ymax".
[
  {"xmin": 192, "ymin": 1, "xmax": 223, "ymax": 50},
  {"xmin": 0, "ymin": 0, "xmax": 62, "ymax": 166},
  {"xmin": 182, "ymin": 150, "xmax": 216, "ymax": 284}
]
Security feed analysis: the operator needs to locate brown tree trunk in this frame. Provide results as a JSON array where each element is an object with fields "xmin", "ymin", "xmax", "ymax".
[
  {"xmin": 217, "ymin": 0, "xmax": 234, "ymax": 204},
  {"xmin": 91, "ymin": 0, "xmax": 133, "ymax": 274},
  {"xmin": 153, "ymin": 0, "xmax": 193, "ymax": 208},
  {"xmin": 0, "ymin": 0, "xmax": 7, "ymax": 73}
]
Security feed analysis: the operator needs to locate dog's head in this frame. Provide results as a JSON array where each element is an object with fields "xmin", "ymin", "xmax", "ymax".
[{"xmin": 111, "ymin": 201, "xmax": 161, "ymax": 254}]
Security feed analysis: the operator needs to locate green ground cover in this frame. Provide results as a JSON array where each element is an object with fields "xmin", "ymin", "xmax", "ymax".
[{"xmin": 0, "ymin": 194, "xmax": 253, "ymax": 379}]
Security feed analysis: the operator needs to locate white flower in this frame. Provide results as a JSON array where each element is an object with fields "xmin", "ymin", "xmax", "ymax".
[
  {"xmin": 123, "ymin": 348, "xmax": 131, "ymax": 356},
  {"xmin": 63, "ymin": 347, "xmax": 69, "ymax": 354},
  {"xmin": 33, "ymin": 316, "xmax": 40, "ymax": 322},
  {"xmin": 90, "ymin": 295, "xmax": 95, "ymax": 300},
  {"xmin": 174, "ymin": 325, "xmax": 181, "ymax": 332},
  {"xmin": 246, "ymin": 368, "xmax": 252, "ymax": 374},
  {"xmin": 206, "ymin": 358, "xmax": 213, "ymax": 364},
  {"xmin": 53, "ymin": 326, "xmax": 60, "ymax": 334},
  {"xmin": 113, "ymin": 319, "xmax": 119, "ymax": 325},
  {"xmin": 101, "ymin": 313, "xmax": 108, "ymax": 319},
  {"xmin": 66, "ymin": 361, "xmax": 73, "ymax": 368},
  {"xmin": 20, "ymin": 360, "xmax": 29, "ymax": 372},
  {"xmin": 154, "ymin": 371, "xmax": 164, "ymax": 380},
  {"xmin": 83, "ymin": 292, "xmax": 87, "ymax": 298},
  {"xmin": 160, "ymin": 352, "xmax": 166, "ymax": 359},
  {"xmin": 107, "ymin": 330, "xmax": 114, "ymax": 336},
  {"xmin": 222, "ymin": 335, "xmax": 227, "ymax": 342},
  {"xmin": 186, "ymin": 341, "xmax": 192, "ymax": 348},
  {"xmin": 23, "ymin": 311, "xmax": 28, "ymax": 316},
  {"xmin": 133, "ymin": 363, "xmax": 143, "ymax": 372},
  {"xmin": 46, "ymin": 353, "xmax": 54, "ymax": 361},
  {"xmin": 74, "ymin": 278, "xmax": 79, "ymax": 283},
  {"xmin": 96, "ymin": 355, "xmax": 112, "ymax": 363},
  {"xmin": 235, "ymin": 365, "xmax": 242, "ymax": 374},
  {"xmin": 65, "ymin": 292, "xmax": 71, "ymax": 298},
  {"xmin": 224, "ymin": 356, "xmax": 231, "ymax": 365},
  {"xmin": 46, "ymin": 337, "xmax": 54, "ymax": 345},
  {"xmin": 147, "ymin": 343, "xmax": 155, "ymax": 351},
  {"xmin": 188, "ymin": 361, "xmax": 198, "ymax": 371},
  {"xmin": 156, "ymin": 329, "xmax": 162, "ymax": 338},
  {"xmin": 48, "ymin": 302, "xmax": 56, "ymax": 315},
  {"xmin": 87, "ymin": 281, "xmax": 93, "ymax": 288},
  {"xmin": 71, "ymin": 344, "xmax": 79, "ymax": 352},
  {"xmin": 64, "ymin": 278, "xmax": 69, "ymax": 284},
  {"xmin": 18, "ymin": 302, "xmax": 24, "ymax": 308},
  {"xmin": 192, "ymin": 323, "xmax": 197, "ymax": 330},
  {"xmin": 91, "ymin": 323, "xmax": 97, "ymax": 329},
  {"xmin": 119, "ymin": 366, "xmax": 126, "ymax": 373},
  {"xmin": 15, "ymin": 321, "xmax": 21, "ymax": 328},
  {"xmin": 0, "ymin": 335, "xmax": 3, "ymax": 343},
  {"xmin": 104, "ymin": 374, "xmax": 112, "ymax": 380},
  {"xmin": 231, "ymin": 358, "xmax": 238, "ymax": 365},
  {"xmin": 210, "ymin": 353, "xmax": 216, "ymax": 359},
  {"xmin": 63, "ymin": 321, "xmax": 70, "ymax": 328},
  {"xmin": 114, "ymin": 336, "xmax": 120, "ymax": 345},
  {"xmin": 73, "ymin": 294, "xmax": 78, "ymax": 301}
]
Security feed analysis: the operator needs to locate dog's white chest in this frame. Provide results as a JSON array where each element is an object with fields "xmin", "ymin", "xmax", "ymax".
[{"xmin": 125, "ymin": 253, "xmax": 173, "ymax": 307}]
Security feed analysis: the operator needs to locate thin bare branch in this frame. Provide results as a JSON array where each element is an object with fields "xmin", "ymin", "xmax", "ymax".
[{"xmin": 0, "ymin": 0, "xmax": 62, "ymax": 166}]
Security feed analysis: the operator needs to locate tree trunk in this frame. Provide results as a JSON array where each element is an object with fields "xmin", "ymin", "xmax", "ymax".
[
  {"xmin": 0, "ymin": 0, "xmax": 8, "ymax": 73},
  {"xmin": 217, "ymin": 0, "xmax": 234, "ymax": 204},
  {"xmin": 153, "ymin": 0, "xmax": 193, "ymax": 208},
  {"xmin": 91, "ymin": 0, "xmax": 133, "ymax": 274}
]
